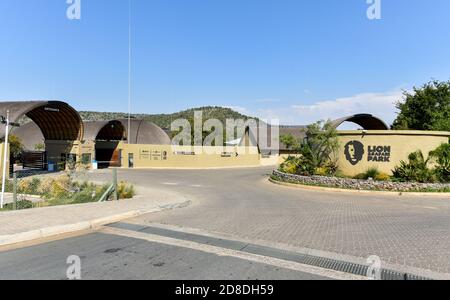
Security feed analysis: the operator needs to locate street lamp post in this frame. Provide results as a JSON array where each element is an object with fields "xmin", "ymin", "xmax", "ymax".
[{"xmin": 1, "ymin": 111, "xmax": 20, "ymax": 209}]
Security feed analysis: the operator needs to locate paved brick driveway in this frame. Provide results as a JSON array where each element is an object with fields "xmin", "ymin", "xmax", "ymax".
[{"xmin": 87, "ymin": 168, "xmax": 450, "ymax": 274}]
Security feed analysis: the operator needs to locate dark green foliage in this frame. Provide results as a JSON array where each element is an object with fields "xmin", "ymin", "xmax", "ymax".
[
  {"xmin": 77, "ymin": 106, "xmax": 256, "ymax": 130},
  {"xmin": 392, "ymin": 80, "xmax": 450, "ymax": 131},
  {"xmin": 392, "ymin": 151, "xmax": 436, "ymax": 183},
  {"xmin": 279, "ymin": 155, "xmax": 315, "ymax": 176},
  {"xmin": 280, "ymin": 134, "xmax": 299, "ymax": 150},
  {"xmin": 355, "ymin": 167, "xmax": 380, "ymax": 180},
  {"xmin": 4, "ymin": 200, "xmax": 34, "ymax": 211},
  {"xmin": 279, "ymin": 121, "xmax": 340, "ymax": 176},
  {"xmin": 429, "ymin": 143, "xmax": 450, "ymax": 182}
]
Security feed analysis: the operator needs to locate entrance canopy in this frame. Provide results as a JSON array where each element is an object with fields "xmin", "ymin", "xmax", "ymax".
[
  {"xmin": 0, "ymin": 101, "xmax": 83, "ymax": 141},
  {"xmin": 84, "ymin": 119, "xmax": 171, "ymax": 144},
  {"xmin": 84, "ymin": 120, "xmax": 126, "ymax": 142},
  {"xmin": 331, "ymin": 114, "xmax": 389, "ymax": 130}
]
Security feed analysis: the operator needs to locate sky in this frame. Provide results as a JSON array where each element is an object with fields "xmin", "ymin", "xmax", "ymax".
[{"xmin": 0, "ymin": 0, "xmax": 449, "ymax": 126}]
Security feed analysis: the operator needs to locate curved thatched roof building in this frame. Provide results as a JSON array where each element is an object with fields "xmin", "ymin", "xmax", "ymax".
[
  {"xmin": 11, "ymin": 118, "xmax": 171, "ymax": 150},
  {"xmin": 0, "ymin": 101, "xmax": 83, "ymax": 141}
]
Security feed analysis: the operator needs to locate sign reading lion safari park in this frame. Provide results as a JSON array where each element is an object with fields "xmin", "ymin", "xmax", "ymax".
[{"xmin": 344, "ymin": 141, "xmax": 392, "ymax": 166}]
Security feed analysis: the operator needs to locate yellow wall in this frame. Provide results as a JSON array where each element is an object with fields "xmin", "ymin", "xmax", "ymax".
[
  {"xmin": 118, "ymin": 143, "xmax": 261, "ymax": 169},
  {"xmin": 337, "ymin": 130, "xmax": 450, "ymax": 176},
  {"xmin": 16, "ymin": 130, "xmax": 447, "ymax": 174},
  {"xmin": 45, "ymin": 140, "xmax": 94, "ymax": 169}
]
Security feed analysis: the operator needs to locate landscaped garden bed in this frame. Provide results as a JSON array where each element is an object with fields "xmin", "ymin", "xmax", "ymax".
[
  {"xmin": 271, "ymin": 170, "xmax": 450, "ymax": 193},
  {"xmin": 1, "ymin": 173, "xmax": 136, "ymax": 212}
]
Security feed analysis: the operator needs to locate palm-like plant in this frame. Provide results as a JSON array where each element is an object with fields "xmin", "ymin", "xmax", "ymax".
[
  {"xmin": 429, "ymin": 143, "xmax": 450, "ymax": 182},
  {"xmin": 392, "ymin": 151, "xmax": 435, "ymax": 183}
]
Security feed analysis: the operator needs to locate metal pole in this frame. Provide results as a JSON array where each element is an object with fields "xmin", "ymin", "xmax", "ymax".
[
  {"xmin": 128, "ymin": 0, "xmax": 132, "ymax": 144},
  {"xmin": 1, "ymin": 110, "xmax": 10, "ymax": 209},
  {"xmin": 13, "ymin": 172, "xmax": 17, "ymax": 210},
  {"xmin": 113, "ymin": 168, "xmax": 118, "ymax": 201}
]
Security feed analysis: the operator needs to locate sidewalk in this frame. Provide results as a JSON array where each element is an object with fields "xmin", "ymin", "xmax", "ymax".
[{"xmin": 0, "ymin": 187, "xmax": 191, "ymax": 247}]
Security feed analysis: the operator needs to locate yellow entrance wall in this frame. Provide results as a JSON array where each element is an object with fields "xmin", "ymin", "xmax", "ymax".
[
  {"xmin": 45, "ymin": 140, "xmax": 95, "ymax": 169},
  {"xmin": 118, "ymin": 143, "xmax": 261, "ymax": 169},
  {"xmin": 337, "ymin": 130, "xmax": 450, "ymax": 177}
]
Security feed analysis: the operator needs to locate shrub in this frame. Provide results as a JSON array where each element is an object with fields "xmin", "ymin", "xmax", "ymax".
[
  {"xmin": 39, "ymin": 177, "xmax": 56, "ymax": 196},
  {"xmin": 314, "ymin": 167, "xmax": 329, "ymax": 176},
  {"xmin": 279, "ymin": 156, "xmax": 301, "ymax": 175},
  {"xmin": 365, "ymin": 167, "xmax": 380, "ymax": 180},
  {"xmin": 117, "ymin": 182, "xmax": 135, "ymax": 199},
  {"xmin": 354, "ymin": 168, "xmax": 380, "ymax": 180},
  {"xmin": 70, "ymin": 187, "xmax": 97, "ymax": 204},
  {"xmin": 375, "ymin": 173, "xmax": 391, "ymax": 182},
  {"xmin": 17, "ymin": 178, "xmax": 42, "ymax": 195},
  {"xmin": 280, "ymin": 121, "xmax": 340, "ymax": 176},
  {"xmin": 429, "ymin": 143, "xmax": 450, "ymax": 183},
  {"xmin": 392, "ymin": 151, "xmax": 436, "ymax": 183},
  {"xmin": 299, "ymin": 121, "xmax": 340, "ymax": 174},
  {"xmin": 4, "ymin": 199, "xmax": 34, "ymax": 210}
]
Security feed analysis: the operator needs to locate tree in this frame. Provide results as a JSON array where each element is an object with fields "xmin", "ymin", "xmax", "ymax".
[
  {"xmin": 429, "ymin": 143, "xmax": 450, "ymax": 183},
  {"xmin": 8, "ymin": 135, "xmax": 24, "ymax": 163},
  {"xmin": 34, "ymin": 143, "xmax": 45, "ymax": 151},
  {"xmin": 280, "ymin": 121, "xmax": 340, "ymax": 176},
  {"xmin": 280, "ymin": 134, "xmax": 299, "ymax": 150},
  {"xmin": 392, "ymin": 80, "xmax": 450, "ymax": 131},
  {"xmin": 300, "ymin": 121, "xmax": 340, "ymax": 173}
]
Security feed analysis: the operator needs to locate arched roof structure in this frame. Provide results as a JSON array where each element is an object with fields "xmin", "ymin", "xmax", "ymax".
[
  {"xmin": 10, "ymin": 122, "xmax": 44, "ymax": 150},
  {"xmin": 331, "ymin": 114, "xmax": 389, "ymax": 130},
  {"xmin": 83, "ymin": 119, "xmax": 171, "ymax": 145},
  {"xmin": 12, "ymin": 118, "xmax": 171, "ymax": 147},
  {"xmin": 0, "ymin": 101, "xmax": 83, "ymax": 141}
]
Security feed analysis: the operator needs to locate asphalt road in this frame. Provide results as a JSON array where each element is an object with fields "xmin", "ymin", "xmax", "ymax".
[
  {"xmin": 1, "ymin": 167, "xmax": 450, "ymax": 279},
  {"xmin": 0, "ymin": 232, "xmax": 329, "ymax": 280},
  {"xmin": 93, "ymin": 167, "xmax": 450, "ymax": 275}
]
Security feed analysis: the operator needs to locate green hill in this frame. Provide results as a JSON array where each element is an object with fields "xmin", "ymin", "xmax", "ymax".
[{"xmin": 79, "ymin": 106, "xmax": 257, "ymax": 129}]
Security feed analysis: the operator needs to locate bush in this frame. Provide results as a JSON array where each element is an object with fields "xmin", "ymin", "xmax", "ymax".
[
  {"xmin": 375, "ymin": 173, "xmax": 391, "ymax": 182},
  {"xmin": 4, "ymin": 199, "xmax": 34, "ymax": 211},
  {"xmin": 279, "ymin": 156, "xmax": 301, "ymax": 175},
  {"xmin": 354, "ymin": 168, "xmax": 380, "ymax": 180},
  {"xmin": 117, "ymin": 182, "xmax": 135, "ymax": 199},
  {"xmin": 280, "ymin": 121, "xmax": 340, "ymax": 176},
  {"xmin": 1, "ymin": 174, "xmax": 136, "ymax": 211},
  {"xmin": 392, "ymin": 151, "xmax": 436, "ymax": 183},
  {"xmin": 17, "ymin": 178, "xmax": 41, "ymax": 195},
  {"xmin": 365, "ymin": 167, "xmax": 380, "ymax": 180},
  {"xmin": 314, "ymin": 167, "xmax": 329, "ymax": 176},
  {"xmin": 429, "ymin": 143, "xmax": 450, "ymax": 183}
]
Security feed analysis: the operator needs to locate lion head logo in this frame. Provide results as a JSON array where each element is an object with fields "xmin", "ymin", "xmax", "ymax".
[{"xmin": 344, "ymin": 141, "xmax": 365, "ymax": 166}]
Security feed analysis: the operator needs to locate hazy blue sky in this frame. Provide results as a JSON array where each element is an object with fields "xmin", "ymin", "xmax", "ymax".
[{"xmin": 1, "ymin": 0, "xmax": 449, "ymax": 125}]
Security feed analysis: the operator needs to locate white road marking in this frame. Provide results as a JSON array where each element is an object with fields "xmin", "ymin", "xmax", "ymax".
[
  {"xmin": 100, "ymin": 226, "xmax": 367, "ymax": 280},
  {"xmin": 161, "ymin": 182, "xmax": 179, "ymax": 186}
]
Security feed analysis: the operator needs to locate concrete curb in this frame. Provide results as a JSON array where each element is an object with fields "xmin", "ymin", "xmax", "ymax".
[
  {"xmin": 268, "ymin": 177, "xmax": 450, "ymax": 198},
  {"xmin": 0, "ymin": 201, "xmax": 191, "ymax": 247}
]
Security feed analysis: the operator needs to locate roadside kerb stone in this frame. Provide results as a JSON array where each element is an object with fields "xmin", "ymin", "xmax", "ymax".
[
  {"xmin": 0, "ymin": 188, "xmax": 190, "ymax": 247},
  {"xmin": 272, "ymin": 170, "xmax": 450, "ymax": 193}
]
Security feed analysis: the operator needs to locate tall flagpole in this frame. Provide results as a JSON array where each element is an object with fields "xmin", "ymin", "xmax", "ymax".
[
  {"xmin": 1, "ymin": 111, "xmax": 10, "ymax": 209},
  {"xmin": 128, "ymin": 0, "xmax": 132, "ymax": 144}
]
